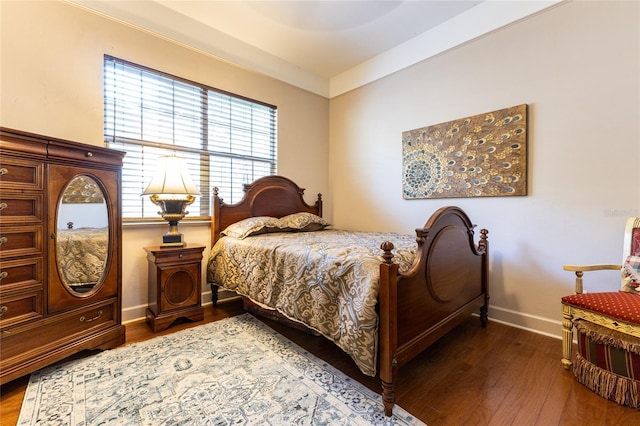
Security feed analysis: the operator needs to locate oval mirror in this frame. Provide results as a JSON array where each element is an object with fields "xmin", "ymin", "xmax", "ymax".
[{"xmin": 56, "ymin": 175, "xmax": 109, "ymax": 295}]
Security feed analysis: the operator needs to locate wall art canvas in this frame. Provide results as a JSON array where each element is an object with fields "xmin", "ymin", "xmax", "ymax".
[
  {"xmin": 62, "ymin": 176, "xmax": 105, "ymax": 203},
  {"xmin": 402, "ymin": 104, "xmax": 527, "ymax": 199}
]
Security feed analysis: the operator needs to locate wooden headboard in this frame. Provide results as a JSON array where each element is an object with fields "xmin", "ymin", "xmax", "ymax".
[{"xmin": 210, "ymin": 175, "xmax": 323, "ymax": 247}]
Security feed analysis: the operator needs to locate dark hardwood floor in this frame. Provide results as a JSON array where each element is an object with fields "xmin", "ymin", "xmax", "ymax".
[{"xmin": 2, "ymin": 298, "xmax": 640, "ymax": 425}]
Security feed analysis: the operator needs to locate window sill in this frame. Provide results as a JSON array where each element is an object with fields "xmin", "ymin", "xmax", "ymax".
[{"xmin": 123, "ymin": 217, "xmax": 211, "ymax": 227}]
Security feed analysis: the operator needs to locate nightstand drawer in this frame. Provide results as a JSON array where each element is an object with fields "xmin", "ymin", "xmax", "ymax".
[
  {"xmin": 147, "ymin": 248, "xmax": 205, "ymax": 265},
  {"xmin": 0, "ymin": 225, "xmax": 43, "ymax": 259}
]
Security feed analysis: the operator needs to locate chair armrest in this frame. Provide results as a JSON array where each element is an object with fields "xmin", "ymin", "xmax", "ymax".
[
  {"xmin": 563, "ymin": 264, "xmax": 621, "ymax": 294},
  {"xmin": 563, "ymin": 264, "xmax": 621, "ymax": 272}
]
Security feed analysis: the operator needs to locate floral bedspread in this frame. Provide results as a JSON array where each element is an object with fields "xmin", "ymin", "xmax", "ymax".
[
  {"xmin": 56, "ymin": 227, "xmax": 108, "ymax": 287},
  {"xmin": 206, "ymin": 229, "xmax": 416, "ymax": 376}
]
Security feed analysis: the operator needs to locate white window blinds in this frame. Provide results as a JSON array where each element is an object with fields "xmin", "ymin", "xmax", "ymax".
[{"xmin": 103, "ymin": 56, "xmax": 277, "ymax": 219}]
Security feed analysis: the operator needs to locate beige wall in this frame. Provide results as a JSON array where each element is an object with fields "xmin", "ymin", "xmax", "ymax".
[
  {"xmin": 0, "ymin": 0, "xmax": 329, "ymax": 321},
  {"xmin": 329, "ymin": 0, "xmax": 640, "ymax": 337},
  {"xmin": 2, "ymin": 0, "xmax": 639, "ymax": 338}
]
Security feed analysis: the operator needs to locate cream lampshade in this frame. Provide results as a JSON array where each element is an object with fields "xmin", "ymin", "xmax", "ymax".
[{"xmin": 142, "ymin": 155, "xmax": 200, "ymax": 247}]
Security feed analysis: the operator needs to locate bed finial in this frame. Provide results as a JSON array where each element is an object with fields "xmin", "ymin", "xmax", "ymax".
[
  {"xmin": 380, "ymin": 241, "xmax": 395, "ymax": 264},
  {"xmin": 315, "ymin": 193, "xmax": 323, "ymax": 217},
  {"xmin": 212, "ymin": 186, "xmax": 224, "ymax": 203},
  {"xmin": 479, "ymin": 228, "xmax": 489, "ymax": 252}
]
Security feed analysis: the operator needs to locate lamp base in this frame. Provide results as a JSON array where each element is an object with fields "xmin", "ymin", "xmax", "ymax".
[
  {"xmin": 161, "ymin": 233, "xmax": 185, "ymax": 247},
  {"xmin": 148, "ymin": 197, "xmax": 195, "ymax": 248}
]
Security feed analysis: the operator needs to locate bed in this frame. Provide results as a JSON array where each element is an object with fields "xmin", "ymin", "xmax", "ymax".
[{"xmin": 206, "ymin": 175, "xmax": 489, "ymax": 416}]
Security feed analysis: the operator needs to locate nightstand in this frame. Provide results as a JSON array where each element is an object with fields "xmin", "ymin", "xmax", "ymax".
[{"xmin": 144, "ymin": 245, "xmax": 205, "ymax": 332}]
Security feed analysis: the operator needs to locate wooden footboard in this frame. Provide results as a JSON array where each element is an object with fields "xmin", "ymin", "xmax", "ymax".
[
  {"xmin": 209, "ymin": 177, "xmax": 489, "ymax": 417},
  {"xmin": 379, "ymin": 206, "xmax": 488, "ymax": 416}
]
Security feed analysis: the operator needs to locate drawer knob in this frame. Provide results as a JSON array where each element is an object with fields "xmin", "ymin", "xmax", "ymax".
[
  {"xmin": 0, "ymin": 236, "xmax": 7, "ymax": 245},
  {"xmin": 80, "ymin": 309, "xmax": 103, "ymax": 323},
  {"xmin": 0, "ymin": 306, "xmax": 7, "ymax": 317},
  {"xmin": 0, "ymin": 168, "xmax": 7, "ymax": 175},
  {"xmin": 86, "ymin": 151, "xmax": 93, "ymax": 158},
  {"xmin": 0, "ymin": 271, "xmax": 8, "ymax": 281},
  {"xmin": 0, "ymin": 203, "xmax": 7, "ymax": 211}
]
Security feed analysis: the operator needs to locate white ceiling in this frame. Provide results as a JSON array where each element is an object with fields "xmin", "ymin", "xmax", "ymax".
[
  {"xmin": 155, "ymin": 0, "xmax": 482, "ymax": 79},
  {"xmin": 70, "ymin": 0, "xmax": 561, "ymax": 98}
]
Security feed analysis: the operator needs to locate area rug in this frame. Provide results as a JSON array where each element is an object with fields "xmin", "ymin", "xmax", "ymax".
[{"xmin": 18, "ymin": 313, "xmax": 425, "ymax": 425}]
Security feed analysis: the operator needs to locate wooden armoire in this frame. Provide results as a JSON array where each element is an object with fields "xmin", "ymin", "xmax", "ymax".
[{"xmin": 0, "ymin": 128, "xmax": 125, "ymax": 384}]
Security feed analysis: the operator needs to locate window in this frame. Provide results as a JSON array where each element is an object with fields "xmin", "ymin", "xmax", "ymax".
[{"xmin": 103, "ymin": 56, "xmax": 277, "ymax": 219}]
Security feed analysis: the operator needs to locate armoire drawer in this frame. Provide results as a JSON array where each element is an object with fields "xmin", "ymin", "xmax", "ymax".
[
  {"xmin": 0, "ymin": 225, "xmax": 43, "ymax": 259},
  {"xmin": 0, "ymin": 193, "xmax": 43, "ymax": 224},
  {"xmin": 0, "ymin": 289, "xmax": 43, "ymax": 330},
  {"xmin": 0, "ymin": 257, "xmax": 43, "ymax": 292},
  {"xmin": 0, "ymin": 299, "xmax": 118, "ymax": 361},
  {"xmin": 0, "ymin": 157, "xmax": 44, "ymax": 191}
]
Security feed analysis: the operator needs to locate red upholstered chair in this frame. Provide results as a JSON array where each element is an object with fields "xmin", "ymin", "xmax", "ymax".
[{"xmin": 561, "ymin": 217, "xmax": 640, "ymax": 408}]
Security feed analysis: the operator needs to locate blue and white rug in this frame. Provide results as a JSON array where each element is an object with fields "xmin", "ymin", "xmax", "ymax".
[{"xmin": 18, "ymin": 313, "xmax": 425, "ymax": 425}]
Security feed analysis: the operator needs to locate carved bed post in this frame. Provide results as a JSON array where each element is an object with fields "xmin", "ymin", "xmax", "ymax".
[
  {"xmin": 210, "ymin": 186, "xmax": 222, "ymax": 306},
  {"xmin": 479, "ymin": 228, "xmax": 489, "ymax": 327},
  {"xmin": 315, "ymin": 193, "xmax": 323, "ymax": 217},
  {"xmin": 379, "ymin": 241, "xmax": 398, "ymax": 417}
]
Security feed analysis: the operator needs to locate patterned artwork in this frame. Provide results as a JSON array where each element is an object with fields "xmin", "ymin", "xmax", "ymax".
[
  {"xmin": 18, "ymin": 314, "xmax": 424, "ymax": 425},
  {"xmin": 56, "ymin": 227, "xmax": 108, "ymax": 287},
  {"xmin": 403, "ymin": 104, "xmax": 527, "ymax": 199},
  {"xmin": 62, "ymin": 175, "xmax": 105, "ymax": 203}
]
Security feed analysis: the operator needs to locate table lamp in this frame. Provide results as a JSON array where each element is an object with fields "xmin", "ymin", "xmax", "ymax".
[{"xmin": 142, "ymin": 155, "xmax": 200, "ymax": 247}]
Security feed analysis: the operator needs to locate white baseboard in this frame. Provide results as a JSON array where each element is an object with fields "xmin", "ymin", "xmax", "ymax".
[
  {"xmin": 486, "ymin": 305, "xmax": 562, "ymax": 340},
  {"xmin": 122, "ymin": 289, "xmax": 237, "ymax": 325},
  {"xmin": 124, "ymin": 293, "xmax": 563, "ymax": 341}
]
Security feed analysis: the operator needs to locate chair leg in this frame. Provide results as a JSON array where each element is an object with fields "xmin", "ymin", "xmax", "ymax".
[{"xmin": 561, "ymin": 304, "xmax": 574, "ymax": 370}]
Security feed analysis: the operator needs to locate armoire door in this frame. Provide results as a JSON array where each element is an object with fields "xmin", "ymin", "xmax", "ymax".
[{"xmin": 47, "ymin": 164, "xmax": 120, "ymax": 313}]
